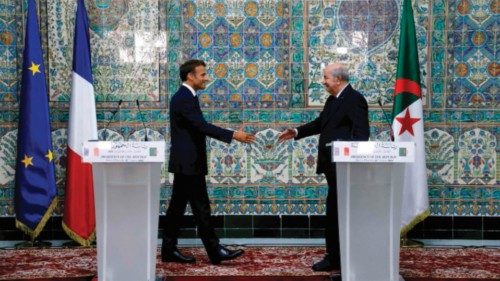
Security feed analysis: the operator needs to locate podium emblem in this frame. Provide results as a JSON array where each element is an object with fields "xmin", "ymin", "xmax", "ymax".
[{"xmin": 93, "ymin": 147, "xmax": 100, "ymax": 156}]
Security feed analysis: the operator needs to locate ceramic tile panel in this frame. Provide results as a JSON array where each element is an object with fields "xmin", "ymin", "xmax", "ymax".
[
  {"xmin": 167, "ymin": 0, "xmax": 304, "ymax": 109},
  {"xmin": 0, "ymin": 0, "xmax": 21, "ymax": 102},
  {"xmin": 446, "ymin": 0, "xmax": 498, "ymax": 108},
  {"xmin": 306, "ymin": 0, "xmax": 429, "ymax": 107},
  {"xmin": 47, "ymin": 0, "xmax": 163, "ymax": 101}
]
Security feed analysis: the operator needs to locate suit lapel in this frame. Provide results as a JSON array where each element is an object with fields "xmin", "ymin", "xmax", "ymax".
[
  {"xmin": 321, "ymin": 93, "xmax": 346, "ymax": 129},
  {"xmin": 322, "ymin": 84, "xmax": 356, "ymax": 129},
  {"xmin": 181, "ymin": 85, "xmax": 201, "ymax": 110}
]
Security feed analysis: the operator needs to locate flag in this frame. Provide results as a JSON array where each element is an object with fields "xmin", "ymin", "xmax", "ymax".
[
  {"xmin": 15, "ymin": 0, "xmax": 58, "ymax": 240},
  {"xmin": 392, "ymin": 0, "xmax": 429, "ymax": 235},
  {"xmin": 62, "ymin": 0, "xmax": 98, "ymax": 246}
]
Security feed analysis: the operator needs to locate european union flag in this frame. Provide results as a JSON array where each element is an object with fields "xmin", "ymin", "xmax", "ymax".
[{"xmin": 15, "ymin": 0, "xmax": 57, "ymax": 240}]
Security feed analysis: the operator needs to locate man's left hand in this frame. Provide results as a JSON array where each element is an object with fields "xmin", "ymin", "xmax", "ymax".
[{"xmin": 233, "ymin": 125, "xmax": 256, "ymax": 144}]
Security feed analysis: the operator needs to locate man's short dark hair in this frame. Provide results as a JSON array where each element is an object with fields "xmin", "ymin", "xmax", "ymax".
[{"xmin": 179, "ymin": 60, "xmax": 206, "ymax": 81}]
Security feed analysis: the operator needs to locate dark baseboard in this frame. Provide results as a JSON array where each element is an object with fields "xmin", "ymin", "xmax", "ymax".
[{"xmin": 0, "ymin": 216, "xmax": 498, "ymax": 241}]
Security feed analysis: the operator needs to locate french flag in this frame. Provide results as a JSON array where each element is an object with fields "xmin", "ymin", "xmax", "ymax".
[{"xmin": 62, "ymin": 0, "xmax": 98, "ymax": 246}]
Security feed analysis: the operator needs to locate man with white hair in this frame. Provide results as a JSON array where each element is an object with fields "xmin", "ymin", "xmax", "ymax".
[{"xmin": 279, "ymin": 63, "xmax": 370, "ymax": 272}]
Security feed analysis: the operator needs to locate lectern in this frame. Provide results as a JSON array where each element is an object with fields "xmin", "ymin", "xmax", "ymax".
[
  {"xmin": 331, "ymin": 141, "xmax": 415, "ymax": 281},
  {"xmin": 83, "ymin": 141, "xmax": 165, "ymax": 281}
]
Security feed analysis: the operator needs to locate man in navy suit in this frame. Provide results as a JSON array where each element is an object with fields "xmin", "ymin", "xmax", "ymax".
[
  {"xmin": 162, "ymin": 59, "xmax": 255, "ymax": 265},
  {"xmin": 279, "ymin": 63, "xmax": 370, "ymax": 272}
]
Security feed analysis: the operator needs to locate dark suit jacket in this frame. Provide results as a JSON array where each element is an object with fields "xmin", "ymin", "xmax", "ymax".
[
  {"xmin": 168, "ymin": 85, "xmax": 233, "ymax": 175},
  {"xmin": 295, "ymin": 84, "xmax": 370, "ymax": 174}
]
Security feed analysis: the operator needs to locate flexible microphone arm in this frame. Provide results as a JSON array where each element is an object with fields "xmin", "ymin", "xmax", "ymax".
[
  {"xmin": 377, "ymin": 99, "xmax": 394, "ymax": 141},
  {"xmin": 102, "ymin": 99, "xmax": 122, "ymax": 141},
  {"xmin": 136, "ymin": 99, "xmax": 149, "ymax": 141}
]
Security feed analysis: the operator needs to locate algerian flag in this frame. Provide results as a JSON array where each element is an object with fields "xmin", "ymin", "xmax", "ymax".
[{"xmin": 392, "ymin": 0, "xmax": 429, "ymax": 235}]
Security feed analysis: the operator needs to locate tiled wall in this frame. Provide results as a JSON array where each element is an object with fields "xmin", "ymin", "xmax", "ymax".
[{"xmin": 0, "ymin": 0, "xmax": 498, "ymax": 220}]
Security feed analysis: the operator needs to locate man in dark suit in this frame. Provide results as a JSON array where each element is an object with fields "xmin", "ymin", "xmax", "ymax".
[
  {"xmin": 278, "ymin": 63, "xmax": 370, "ymax": 272},
  {"xmin": 162, "ymin": 59, "xmax": 255, "ymax": 265}
]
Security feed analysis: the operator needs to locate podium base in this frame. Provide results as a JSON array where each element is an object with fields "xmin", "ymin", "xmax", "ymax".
[
  {"xmin": 329, "ymin": 272, "xmax": 341, "ymax": 281},
  {"xmin": 14, "ymin": 240, "xmax": 51, "ymax": 249},
  {"xmin": 401, "ymin": 238, "xmax": 424, "ymax": 248},
  {"xmin": 91, "ymin": 276, "xmax": 164, "ymax": 281}
]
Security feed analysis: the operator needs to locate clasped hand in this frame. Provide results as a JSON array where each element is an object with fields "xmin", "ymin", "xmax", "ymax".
[
  {"xmin": 278, "ymin": 128, "xmax": 296, "ymax": 142},
  {"xmin": 233, "ymin": 127, "xmax": 296, "ymax": 144},
  {"xmin": 233, "ymin": 124, "xmax": 256, "ymax": 144}
]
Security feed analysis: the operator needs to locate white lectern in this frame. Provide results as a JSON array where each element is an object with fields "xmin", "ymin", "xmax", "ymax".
[
  {"xmin": 83, "ymin": 141, "xmax": 165, "ymax": 281},
  {"xmin": 331, "ymin": 141, "xmax": 415, "ymax": 281}
]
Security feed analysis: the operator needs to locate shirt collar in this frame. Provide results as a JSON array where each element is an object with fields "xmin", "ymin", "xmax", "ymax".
[
  {"xmin": 182, "ymin": 83, "xmax": 197, "ymax": 97},
  {"xmin": 335, "ymin": 83, "xmax": 349, "ymax": 98}
]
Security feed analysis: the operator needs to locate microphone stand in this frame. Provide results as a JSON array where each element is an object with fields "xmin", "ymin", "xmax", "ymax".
[
  {"xmin": 377, "ymin": 99, "xmax": 394, "ymax": 141},
  {"xmin": 136, "ymin": 99, "xmax": 149, "ymax": 141},
  {"xmin": 102, "ymin": 99, "xmax": 123, "ymax": 141}
]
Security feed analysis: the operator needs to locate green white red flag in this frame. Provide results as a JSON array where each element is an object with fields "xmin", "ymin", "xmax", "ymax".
[{"xmin": 392, "ymin": 0, "xmax": 429, "ymax": 235}]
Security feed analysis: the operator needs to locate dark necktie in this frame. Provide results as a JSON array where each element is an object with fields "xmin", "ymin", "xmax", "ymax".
[
  {"xmin": 324, "ymin": 95, "xmax": 337, "ymax": 116},
  {"xmin": 193, "ymin": 95, "xmax": 201, "ymax": 111}
]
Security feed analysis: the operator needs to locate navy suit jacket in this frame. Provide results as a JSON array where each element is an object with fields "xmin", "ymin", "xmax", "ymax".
[
  {"xmin": 295, "ymin": 84, "xmax": 370, "ymax": 174},
  {"xmin": 168, "ymin": 86, "xmax": 233, "ymax": 175}
]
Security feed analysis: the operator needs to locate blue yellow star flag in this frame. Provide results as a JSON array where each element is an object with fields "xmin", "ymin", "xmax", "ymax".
[{"xmin": 15, "ymin": 0, "xmax": 57, "ymax": 240}]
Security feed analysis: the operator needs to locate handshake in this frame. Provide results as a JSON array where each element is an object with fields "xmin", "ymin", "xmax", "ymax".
[{"xmin": 232, "ymin": 127, "xmax": 297, "ymax": 144}]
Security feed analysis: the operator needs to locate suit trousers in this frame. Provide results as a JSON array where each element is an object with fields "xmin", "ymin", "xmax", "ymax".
[
  {"xmin": 323, "ymin": 164, "xmax": 341, "ymax": 261},
  {"xmin": 162, "ymin": 173, "xmax": 219, "ymax": 252}
]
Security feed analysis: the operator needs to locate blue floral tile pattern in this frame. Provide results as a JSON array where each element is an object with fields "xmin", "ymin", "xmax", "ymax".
[{"xmin": 0, "ymin": 0, "xmax": 497, "ymax": 217}]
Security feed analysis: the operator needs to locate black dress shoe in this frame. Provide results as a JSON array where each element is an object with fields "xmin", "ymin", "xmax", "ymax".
[
  {"xmin": 161, "ymin": 248, "xmax": 196, "ymax": 263},
  {"xmin": 209, "ymin": 245, "xmax": 244, "ymax": 265},
  {"xmin": 312, "ymin": 255, "xmax": 340, "ymax": 271}
]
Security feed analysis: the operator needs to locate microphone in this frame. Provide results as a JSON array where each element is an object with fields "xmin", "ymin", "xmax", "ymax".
[
  {"xmin": 102, "ymin": 99, "xmax": 122, "ymax": 141},
  {"xmin": 377, "ymin": 99, "xmax": 394, "ymax": 141},
  {"xmin": 136, "ymin": 99, "xmax": 148, "ymax": 141}
]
